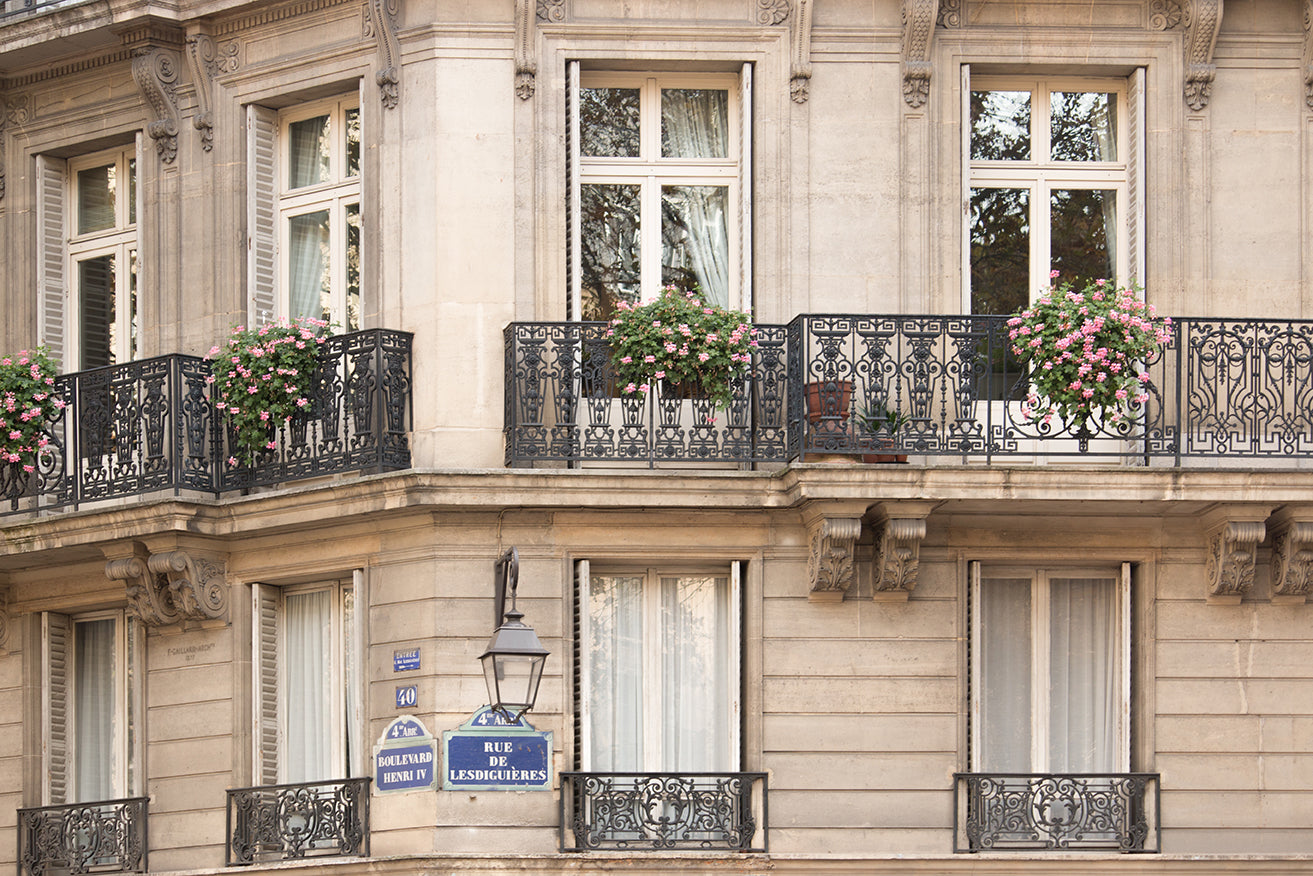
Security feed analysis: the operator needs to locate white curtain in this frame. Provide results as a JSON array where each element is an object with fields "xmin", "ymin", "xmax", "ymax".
[
  {"xmin": 1049, "ymin": 576, "xmax": 1118, "ymax": 772},
  {"xmin": 288, "ymin": 210, "xmax": 329, "ymax": 322},
  {"xmin": 587, "ymin": 574, "xmax": 644, "ymax": 771},
  {"xmin": 660, "ymin": 89, "xmax": 731, "ymax": 306},
  {"xmin": 978, "ymin": 577, "xmax": 1033, "ymax": 772},
  {"xmin": 284, "ymin": 589, "xmax": 332, "ymax": 783},
  {"xmin": 74, "ymin": 618, "xmax": 116, "ymax": 802},
  {"xmin": 659, "ymin": 574, "xmax": 731, "ymax": 772}
]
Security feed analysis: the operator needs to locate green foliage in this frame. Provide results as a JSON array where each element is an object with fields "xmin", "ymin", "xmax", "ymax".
[
  {"xmin": 856, "ymin": 399, "xmax": 909, "ymax": 437},
  {"xmin": 0, "ymin": 347, "xmax": 61, "ymax": 472},
  {"xmin": 207, "ymin": 318, "xmax": 331, "ymax": 466},
  {"xmin": 604, "ymin": 285, "xmax": 757, "ymax": 411}
]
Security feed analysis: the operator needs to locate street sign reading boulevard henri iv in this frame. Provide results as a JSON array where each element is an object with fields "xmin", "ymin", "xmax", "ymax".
[
  {"xmin": 442, "ymin": 707, "xmax": 552, "ymax": 791},
  {"xmin": 373, "ymin": 715, "xmax": 438, "ymax": 793}
]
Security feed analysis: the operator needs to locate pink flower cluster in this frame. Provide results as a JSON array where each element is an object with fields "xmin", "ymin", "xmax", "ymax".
[{"xmin": 0, "ymin": 347, "xmax": 61, "ymax": 473}]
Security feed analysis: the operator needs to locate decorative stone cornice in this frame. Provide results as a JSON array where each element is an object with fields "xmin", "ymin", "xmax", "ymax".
[
  {"xmin": 1183, "ymin": 0, "xmax": 1223, "ymax": 111},
  {"xmin": 937, "ymin": 0, "xmax": 961, "ymax": 27},
  {"xmin": 130, "ymin": 45, "xmax": 183, "ymax": 163},
  {"xmin": 1304, "ymin": 0, "xmax": 1313, "ymax": 109},
  {"xmin": 1269, "ymin": 512, "xmax": 1313, "ymax": 603},
  {"xmin": 758, "ymin": 0, "xmax": 790, "ymax": 25},
  {"xmin": 366, "ymin": 0, "xmax": 401, "ymax": 109},
  {"xmin": 791, "ymin": 0, "xmax": 814, "ymax": 103},
  {"xmin": 148, "ymin": 550, "xmax": 228, "ymax": 621},
  {"xmin": 108, "ymin": 551, "xmax": 185, "ymax": 627},
  {"xmin": 538, "ymin": 0, "xmax": 566, "ymax": 21},
  {"xmin": 901, "ymin": 0, "xmax": 940, "ymax": 108},
  {"xmin": 185, "ymin": 30, "xmax": 240, "ymax": 152},
  {"xmin": 807, "ymin": 516, "xmax": 864, "ymax": 601},
  {"xmin": 1149, "ymin": 0, "xmax": 1184, "ymax": 30},
  {"xmin": 1203, "ymin": 511, "xmax": 1266, "ymax": 603}
]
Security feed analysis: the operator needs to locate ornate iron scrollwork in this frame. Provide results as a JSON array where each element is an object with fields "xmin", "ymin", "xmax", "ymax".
[
  {"xmin": 18, "ymin": 797, "xmax": 149, "ymax": 876},
  {"xmin": 226, "ymin": 778, "xmax": 370, "ymax": 864}
]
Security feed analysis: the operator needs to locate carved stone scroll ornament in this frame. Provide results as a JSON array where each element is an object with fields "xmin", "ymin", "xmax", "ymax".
[
  {"xmin": 1304, "ymin": 0, "xmax": 1313, "ymax": 109},
  {"xmin": 367, "ymin": 0, "xmax": 402, "ymax": 109},
  {"xmin": 1149, "ymin": 0, "xmax": 1184, "ymax": 30},
  {"xmin": 515, "ymin": 0, "xmax": 537, "ymax": 100},
  {"xmin": 937, "ymin": 0, "xmax": 961, "ymax": 28},
  {"xmin": 872, "ymin": 517, "xmax": 927, "ymax": 599},
  {"xmin": 758, "ymin": 0, "xmax": 790, "ymax": 25},
  {"xmin": 1270, "ymin": 521, "xmax": 1313, "ymax": 602},
  {"xmin": 0, "ymin": 96, "xmax": 30, "ymax": 201},
  {"xmin": 131, "ymin": 46, "xmax": 182, "ymax": 163},
  {"xmin": 538, "ymin": 0, "xmax": 566, "ymax": 21},
  {"xmin": 791, "ymin": 0, "xmax": 814, "ymax": 103},
  {"xmin": 148, "ymin": 550, "xmax": 228, "ymax": 620},
  {"xmin": 108, "ymin": 556, "xmax": 185, "ymax": 627},
  {"xmin": 185, "ymin": 33, "xmax": 240, "ymax": 151},
  {"xmin": 1205, "ymin": 519, "xmax": 1265, "ymax": 602},
  {"xmin": 1183, "ymin": 0, "xmax": 1223, "ymax": 111},
  {"xmin": 901, "ymin": 0, "xmax": 940, "ymax": 108},
  {"xmin": 807, "ymin": 517, "xmax": 863, "ymax": 601}
]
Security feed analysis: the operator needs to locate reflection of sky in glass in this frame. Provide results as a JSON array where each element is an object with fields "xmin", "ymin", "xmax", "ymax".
[
  {"xmin": 1051, "ymin": 92, "xmax": 1116, "ymax": 162},
  {"xmin": 971, "ymin": 90, "xmax": 1031, "ymax": 161}
]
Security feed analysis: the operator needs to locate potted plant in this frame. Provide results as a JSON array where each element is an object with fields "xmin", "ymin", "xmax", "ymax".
[
  {"xmin": 1008, "ymin": 274, "xmax": 1172, "ymax": 432},
  {"xmin": 605, "ymin": 285, "xmax": 757, "ymax": 411},
  {"xmin": 207, "ymin": 317, "xmax": 331, "ymax": 466},
  {"xmin": 0, "ymin": 347, "xmax": 62, "ymax": 476},
  {"xmin": 856, "ymin": 399, "xmax": 909, "ymax": 463}
]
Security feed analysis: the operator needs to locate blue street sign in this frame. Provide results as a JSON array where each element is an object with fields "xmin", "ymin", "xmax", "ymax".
[
  {"xmin": 442, "ymin": 707, "xmax": 551, "ymax": 791},
  {"xmin": 375, "ymin": 743, "xmax": 435, "ymax": 792},
  {"xmin": 393, "ymin": 648, "xmax": 420, "ymax": 672},
  {"xmin": 395, "ymin": 684, "xmax": 417, "ymax": 709}
]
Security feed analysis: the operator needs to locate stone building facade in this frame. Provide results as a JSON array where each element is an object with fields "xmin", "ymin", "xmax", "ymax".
[{"xmin": 1, "ymin": 0, "xmax": 1312, "ymax": 873}]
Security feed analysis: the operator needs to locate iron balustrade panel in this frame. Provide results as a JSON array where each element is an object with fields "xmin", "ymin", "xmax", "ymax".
[
  {"xmin": 954, "ymin": 773, "xmax": 1160, "ymax": 853},
  {"xmin": 560, "ymin": 772, "xmax": 768, "ymax": 853},
  {"xmin": 17, "ymin": 796, "xmax": 149, "ymax": 876},
  {"xmin": 504, "ymin": 322, "xmax": 788, "ymax": 466},
  {"xmin": 225, "ymin": 778, "xmax": 370, "ymax": 865},
  {"xmin": 216, "ymin": 329, "xmax": 413, "ymax": 490}
]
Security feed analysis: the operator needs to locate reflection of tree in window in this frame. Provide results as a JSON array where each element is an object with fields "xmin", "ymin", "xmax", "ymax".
[
  {"xmin": 580, "ymin": 184, "xmax": 640, "ymax": 322},
  {"xmin": 970, "ymin": 188, "xmax": 1029, "ymax": 316},
  {"xmin": 1050, "ymin": 92, "xmax": 1116, "ymax": 162},
  {"xmin": 580, "ymin": 88, "xmax": 639, "ymax": 157},
  {"xmin": 1050, "ymin": 189, "xmax": 1115, "ymax": 281},
  {"xmin": 971, "ymin": 91, "xmax": 1030, "ymax": 161}
]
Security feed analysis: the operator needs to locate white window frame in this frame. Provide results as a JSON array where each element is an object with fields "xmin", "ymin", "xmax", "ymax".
[
  {"xmin": 576, "ymin": 560, "xmax": 742, "ymax": 773},
  {"xmin": 570, "ymin": 65, "xmax": 751, "ymax": 320},
  {"xmin": 65, "ymin": 144, "xmax": 140, "ymax": 370},
  {"xmin": 969, "ymin": 562, "xmax": 1132, "ymax": 774},
  {"xmin": 964, "ymin": 71, "xmax": 1143, "ymax": 313}
]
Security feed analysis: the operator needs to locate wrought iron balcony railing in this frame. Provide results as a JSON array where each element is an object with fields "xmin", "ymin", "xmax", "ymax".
[
  {"xmin": 0, "ymin": 329, "xmax": 413, "ymax": 517},
  {"xmin": 954, "ymin": 773, "xmax": 1161, "ymax": 853},
  {"xmin": 560, "ymin": 772, "xmax": 768, "ymax": 853},
  {"xmin": 506, "ymin": 315, "xmax": 1313, "ymax": 466},
  {"xmin": 17, "ymin": 796, "xmax": 149, "ymax": 876},
  {"xmin": 226, "ymin": 778, "xmax": 370, "ymax": 865}
]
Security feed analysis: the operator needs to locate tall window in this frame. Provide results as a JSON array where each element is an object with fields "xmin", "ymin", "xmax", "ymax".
[
  {"xmin": 577, "ymin": 562, "xmax": 740, "ymax": 772},
  {"xmin": 967, "ymin": 75, "xmax": 1136, "ymax": 316},
  {"xmin": 971, "ymin": 564, "xmax": 1130, "ymax": 773},
  {"xmin": 570, "ymin": 66, "xmax": 751, "ymax": 322},
  {"xmin": 67, "ymin": 147, "xmax": 138, "ymax": 370},
  {"xmin": 253, "ymin": 578, "xmax": 362, "ymax": 785}
]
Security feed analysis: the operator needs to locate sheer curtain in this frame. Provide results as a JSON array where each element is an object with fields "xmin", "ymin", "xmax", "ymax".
[
  {"xmin": 978, "ymin": 577, "xmax": 1033, "ymax": 772},
  {"xmin": 661, "ymin": 90, "xmax": 731, "ymax": 306},
  {"xmin": 1049, "ymin": 576, "xmax": 1118, "ymax": 772},
  {"xmin": 288, "ymin": 211, "xmax": 329, "ymax": 322},
  {"xmin": 284, "ymin": 589, "xmax": 332, "ymax": 783},
  {"xmin": 659, "ymin": 574, "xmax": 731, "ymax": 771},
  {"xmin": 587, "ymin": 574, "xmax": 644, "ymax": 771},
  {"xmin": 74, "ymin": 618, "xmax": 116, "ymax": 802}
]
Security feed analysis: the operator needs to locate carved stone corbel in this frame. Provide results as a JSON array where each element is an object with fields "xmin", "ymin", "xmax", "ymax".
[
  {"xmin": 791, "ymin": 0, "xmax": 814, "ymax": 103},
  {"xmin": 806, "ymin": 516, "xmax": 864, "ymax": 601},
  {"xmin": 514, "ymin": 0, "xmax": 537, "ymax": 100},
  {"xmin": 108, "ymin": 553, "xmax": 184, "ymax": 627},
  {"xmin": 1303, "ymin": 0, "xmax": 1313, "ymax": 109},
  {"xmin": 130, "ymin": 45, "xmax": 183, "ymax": 163},
  {"xmin": 366, "ymin": 0, "xmax": 402, "ymax": 109},
  {"xmin": 1204, "ymin": 515, "xmax": 1266, "ymax": 603},
  {"xmin": 148, "ymin": 550, "xmax": 228, "ymax": 621},
  {"xmin": 1183, "ymin": 0, "xmax": 1223, "ymax": 111},
  {"xmin": 0, "ymin": 95, "xmax": 29, "ymax": 201},
  {"xmin": 185, "ymin": 30, "xmax": 240, "ymax": 152},
  {"xmin": 1149, "ymin": 0, "xmax": 1184, "ymax": 30},
  {"xmin": 1269, "ymin": 514, "xmax": 1313, "ymax": 603},
  {"xmin": 758, "ymin": 0, "xmax": 790, "ymax": 24},
  {"xmin": 901, "ymin": 0, "xmax": 939, "ymax": 108},
  {"xmin": 872, "ymin": 518, "xmax": 927, "ymax": 600}
]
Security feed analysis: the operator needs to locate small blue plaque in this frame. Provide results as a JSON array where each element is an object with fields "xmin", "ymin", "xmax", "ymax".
[
  {"xmin": 393, "ymin": 648, "xmax": 420, "ymax": 672},
  {"xmin": 395, "ymin": 684, "xmax": 417, "ymax": 709}
]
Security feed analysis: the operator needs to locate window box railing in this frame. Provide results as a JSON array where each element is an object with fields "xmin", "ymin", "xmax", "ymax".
[
  {"xmin": 507, "ymin": 315, "xmax": 1313, "ymax": 466},
  {"xmin": 560, "ymin": 772, "xmax": 768, "ymax": 853},
  {"xmin": 17, "ymin": 796, "xmax": 149, "ymax": 876},
  {"xmin": 954, "ymin": 772, "xmax": 1160, "ymax": 853},
  {"xmin": 0, "ymin": 328, "xmax": 412, "ymax": 518},
  {"xmin": 225, "ymin": 778, "xmax": 370, "ymax": 865}
]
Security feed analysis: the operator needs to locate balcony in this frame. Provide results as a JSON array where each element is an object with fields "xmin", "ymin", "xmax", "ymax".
[
  {"xmin": 225, "ymin": 778, "xmax": 370, "ymax": 865},
  {"xmin": 559, "ymin": 772, "xmax": 768, "ymax": 853},
  {"xmin": 17, "ymin": 796, "xmax": 149, "ymax": 876},
  {"xmin": 0, "ymin": 329, "xmax": 413, "ymax": 518},
  {"xmin": 954, "ymin": 773, "xmax": 1161, "ymax": 853},
  {"xmin": 506, "ymin": 315, "xmax": 1313, "ymax": 466}
]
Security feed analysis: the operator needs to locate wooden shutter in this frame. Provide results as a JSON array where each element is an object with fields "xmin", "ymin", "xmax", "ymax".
[
  {"xmin": 567, "ymin": 61, "xmax": 581, "ymax": 322},
  {"xmin": 247, "ymin": 105, "xmax": 278, "ymax": 325},
  {"xmin": 738, "ymin": 64, "xmax": 753, "ymax": 313},
  {"xmin": 1127, "ymin": 68, "xmax": 1146, "ymax": 284},
  {"xmin": 574, "ymin": 558, "xmax": 589, "ymax": 770},
  {"xmin": 43, "ymin": 612, "xmax": 70, "ymax": 804},
  {"xmin": 36, "ymin": 156, "xmax": 67, "ymax": 370},
  {"xmin": 252, "ymin": 583, "xmax": 280, "ymax": 785}
]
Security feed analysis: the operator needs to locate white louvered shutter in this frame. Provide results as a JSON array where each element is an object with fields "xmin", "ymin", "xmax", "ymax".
[
  {"xmin": 36, "ymin": 156, "xmax": 68, "ymax": 370},
  {"xmin": 738, "ymin": 64, "xmax": 753, "ymax": 312},
  {"xmin": 252, "ymin": 583, "xmax": 281, "ymax": 785},
  {"xmin": 247, "ymin": 105, "xmax": 278, "ymax": 325},
  {"xmin": 1127, "ymin": 68, "xmax": 1146, "ymax": 285},
  {"xmin": 43, "ymin": 612, "xmax": 71, "ymax": 804}
]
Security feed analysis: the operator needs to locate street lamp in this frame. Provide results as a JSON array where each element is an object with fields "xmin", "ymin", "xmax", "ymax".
[{"xmin": 480, "ymin": 548, "xmax": 549, "ymax": 721}]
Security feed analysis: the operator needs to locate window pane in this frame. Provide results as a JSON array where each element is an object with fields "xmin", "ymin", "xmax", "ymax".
[
  {"xmin": 970, "ymin": 187, "xmax": 1030, "ymax": 315},
  {"xmin": 662, "ymin": 185, "xmax": 730, "ymax": 307},
  {"xmin": 1051, "ymin": 189, "xmax": 1116, "ymax": 283},
  {"xmin": 288, "ymin": 210, "xmax": 331, "ymax": 323},
  {"xmin": 127, "ymin": 158, "xmax": 136, "ymax": 226},
  {"xmin": 284, "ymin": 589, "xmax": 333, "ymax": 783},
  {"xmin": 978, "ymin": 578, "xmax": 1032, "ymax": 772},
  {"xmin": 79, "ymin": 254, "xmax": 116, "ymax": 369},
  {"xmin": 580, "ymin": 88, "xmax": 640, "ymax": 157},
  {"xmin": 77, "ymin": 164, "xmax": 116, "ymax": 234},
  {"xmin": 346, "ymin": 203, "xmax": 361, "ymax": 331},
  {"xmin": 128, "ymin": 249, "xmax": 139, "ymax": 362},
  {"xmin": 580, "ymin": 183, "xmax": 641, "ymax": 322},
  {"xmin": 345, "ymin": 106, "xmax": 361, "ymax": 178},
  {"xmin": 661, "ymin": 89, "xmax": 729, "ymax": 158},
  {"xmin": 587, "ymin": 575, "xmax": 645, "ymax": 771},
  {"xmin": 1049, "ymin": 577, "xmax": 1118, "ymax": 773},
  {"xmin": 971, "ymin": 90, "xmax": 1031, "ymax": 161},
  {"xmin": 74, "ymin": 618, "xmax": 116, "ymax": 802},
  {"xmin": 289, "ymin": 114, "xmax": 331, "ymax": 188},
  {"xmin": 1051, "ymin": 92, "xmax": 1117, "ymax": 162},
  {"xmin": 658, "ymin": 574, "xmax": 731, "ymax": 772}
]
